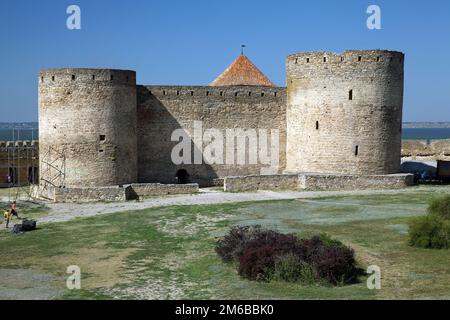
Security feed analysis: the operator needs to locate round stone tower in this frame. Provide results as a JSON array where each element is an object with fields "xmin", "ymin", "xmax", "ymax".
[
  {"xmin": 38, "ymin": 68, "xmax": 138, "ymax": 187},
  {"xmin": 285, "ymin": 50, "xmax": 404, "ymax": 175}
]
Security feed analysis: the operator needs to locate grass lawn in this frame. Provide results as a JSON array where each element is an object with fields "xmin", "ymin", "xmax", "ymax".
[{"xmin": 0, "ymin": 189, "xmax": 449, "ymax": 300}]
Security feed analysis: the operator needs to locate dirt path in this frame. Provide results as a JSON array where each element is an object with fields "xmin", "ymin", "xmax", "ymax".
[{"xmin": 1, "ymin": 186, "xmax": 448, "ymax": 229}]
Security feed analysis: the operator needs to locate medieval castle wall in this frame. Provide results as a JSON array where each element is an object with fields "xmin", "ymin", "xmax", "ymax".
[
  {"xmin": 136, "ymin": 85, "xmax": 286, "ymax": 186},
  {"xmin": 286, "ymin": 50, "xmax": 404, "ymax": 175},
  {"xmin": 35, "ymin": 50, "xmax": 406, "ymax": 193},
  {"xmin": 0, "ymin": 140, "xmax": 39, "ymax": 188},
  {"xmin": 38, "ymin": 69, "xmax": 138, "ymax": 187}
]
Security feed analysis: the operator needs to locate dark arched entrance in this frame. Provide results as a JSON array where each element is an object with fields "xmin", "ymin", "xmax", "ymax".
[{"xmin": 175, "ymin": 169, "xmax": 190, "ymax": 184}]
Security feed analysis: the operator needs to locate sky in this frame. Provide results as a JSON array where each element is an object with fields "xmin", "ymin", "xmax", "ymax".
[{"xmin": 0, "ymin": 0, "xmax": 449, "ymax": 122}]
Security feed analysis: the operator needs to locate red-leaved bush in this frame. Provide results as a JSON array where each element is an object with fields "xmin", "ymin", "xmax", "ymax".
[{"xmin": 216, "ymin": 226, "xmax": 359, "ymax": 285}]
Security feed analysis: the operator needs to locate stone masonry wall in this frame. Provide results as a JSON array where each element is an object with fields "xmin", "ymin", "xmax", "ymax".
[
  {"xmin": 223, "ymin": 173, "xmax": 414, "ymax": 192},
  {"xmin": 129, "ymin": 183, "xmax": 199, "ymax": 198},
  {"xmin": 286, "ymin": 50, "xmax": 404, "ymax": 175},
  {"xmin": 0, "ymin": 140, "xmax": 39, "ymax": 187},
  {"xmin": 30, "ymin": 183, "xmax": 198, "ymax": 202},
  {"xmin": 224, "ymin": 174, "xmax": 298, "ymax": 192},
  {"xmin": 298, "ymin": 173, "xmax": 414, "ymax": 191},
  {"xmin": 38, "ymin": 69, "xmax": 138, "ymax": 188},
  {"xmin": 51, "ymin": 186, "xmax": 128, "ymax": 202},
  {"xmin": 402, "ymin": 139, "xmax": 450, "ymax": 160},
  {"xmin": 137, "ymin": 85, "xmax": 286, "ymax": 186}
]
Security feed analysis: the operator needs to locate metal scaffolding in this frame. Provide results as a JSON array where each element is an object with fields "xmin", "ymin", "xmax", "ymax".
[{"xmin": 39, "ymin": 145, "xmax": 66, "ymax": 199}]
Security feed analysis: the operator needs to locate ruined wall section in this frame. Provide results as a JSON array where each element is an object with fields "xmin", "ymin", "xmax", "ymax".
[
  {"xmin": 286, "ymin": 50, "xmax": 404, "ymax": 175},
  {"xmin": 137, "ymin": 85, "xmax": 286, "ymax": 186},
  {"xmin": 38, "ymin": 69, "xmax": 138, "ymax": 187}
]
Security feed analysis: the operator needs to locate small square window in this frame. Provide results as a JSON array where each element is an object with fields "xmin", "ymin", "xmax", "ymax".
[{"xmin": 99, "ymin": 135, "xmax": 106, "ymax": 141}]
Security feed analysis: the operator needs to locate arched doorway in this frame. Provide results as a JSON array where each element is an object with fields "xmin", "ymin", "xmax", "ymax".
[{"xmin": 175, "ymin": 169, "xmax": 190, "ymax": 184}]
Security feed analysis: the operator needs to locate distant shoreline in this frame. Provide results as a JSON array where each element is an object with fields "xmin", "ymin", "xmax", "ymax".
[{"xmin": 403, "ymin": 122, "xmax": 450, "ymax": 129}]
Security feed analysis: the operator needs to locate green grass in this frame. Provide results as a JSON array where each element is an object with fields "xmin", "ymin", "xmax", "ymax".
[{"xmin": 1, "ymin": 189, "xmax": 450, "ymax": 299}]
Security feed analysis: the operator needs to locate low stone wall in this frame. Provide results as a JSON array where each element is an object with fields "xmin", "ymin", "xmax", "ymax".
[
  {"xmin": 129, "ymin": 183, "xmax": 199, "ymax": 198},
  {"xmin": 53, "ymin": 186, "xmax": 129, "ymax": 202},
  {"xmin": 298, "ymin": 173, "xmax": 415, "ymax": 191},
  {"xmin": 224, "ymin": 174, "xmax": 299, "ymax": 192},
  {"xmin": 402, "ymin": 139, "xmax": 450, "ymax": 160},
  {"xmin": 30, "ymin": 182, "xmax": 199, "ymax": 202},
  {"xmin": 223, "ymin": 173, "xmax": 414, "ymax": 192}
]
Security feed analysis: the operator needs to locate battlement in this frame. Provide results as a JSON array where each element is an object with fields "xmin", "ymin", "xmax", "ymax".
[
  {"xmin": 141, "ymin": 85, "xmax": 285, "ymax": 101},
  {"xmin": 0, "ymin": 140, "xmax": 39, "ymax": 149},
  {"xmin": 39, "ymin": 68, "xmax": 136, "ymax": 86},
  {"xmin": 287, "ymin": 50, "xmax": 404, "ymax": 65}
]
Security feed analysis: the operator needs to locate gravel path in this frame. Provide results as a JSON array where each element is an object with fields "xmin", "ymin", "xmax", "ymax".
[{"xmin": 1, "ymin": 186, "xmax": 448, "ymax": 229}]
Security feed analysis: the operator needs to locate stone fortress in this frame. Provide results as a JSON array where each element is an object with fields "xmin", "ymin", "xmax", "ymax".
[{"xmin": 30, "ymin": 49, "xmax": 417, "ymax": 201}]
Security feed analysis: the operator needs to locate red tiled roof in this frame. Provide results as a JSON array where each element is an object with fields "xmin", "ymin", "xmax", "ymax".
[{"xmin": 209, "ymin": 54, "xmax": 275, "ymax": 87}]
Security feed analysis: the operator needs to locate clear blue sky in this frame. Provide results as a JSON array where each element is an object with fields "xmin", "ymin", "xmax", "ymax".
[{"xmin": 0, "ymin": 0, "xmax": 449, "ymax": 122}]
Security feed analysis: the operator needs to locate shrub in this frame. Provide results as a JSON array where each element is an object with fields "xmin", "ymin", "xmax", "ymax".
[
  {"xmin": 317, "ymin": 234, "xmax": 346, "ymax": 248},
  {"xmin": 308, "ymin": 243, "xmax": 358, "ymax": 285},
  {"xmin": 237, "ymin": 231, "xmax": 304, "ymax": 281},
  {"xmin": 428, "ymin": 195, "xmax": 450, "ymax": 220},
  {"xmin": 408, "ymin": 215, "xmax": 450, "ymax": 249},
  {"xmin": 215, "ymin": 225, "xmax": 262, "ymax": 262},
  {"xmin": 272, "ymin": 254, "xmax": 317, "ymax": 285},
  {"xmin": 217, "ymin": 226, "xmax": 359, "ymax": 286}
]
